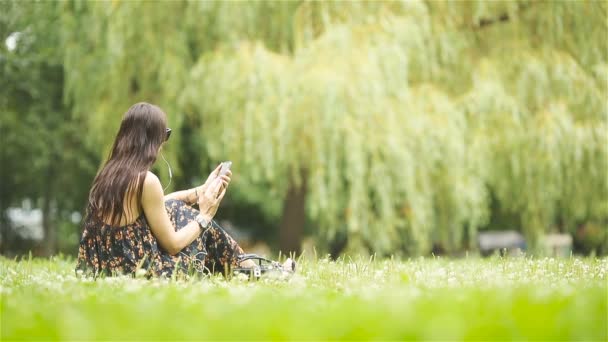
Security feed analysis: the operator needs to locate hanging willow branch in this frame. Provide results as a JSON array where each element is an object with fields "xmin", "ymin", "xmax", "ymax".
[{"xmin": 54, "ymin": 0, "xmax": 607, "ymax": 254}]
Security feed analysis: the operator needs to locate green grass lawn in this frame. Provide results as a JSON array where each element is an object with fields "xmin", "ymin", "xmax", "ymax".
[{"xmin": 1, "ymin": 255, "xmax": 606, "ymax": 340}]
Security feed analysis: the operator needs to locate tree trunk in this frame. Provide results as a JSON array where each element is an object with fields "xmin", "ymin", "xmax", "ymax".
[
  {"xmin": 328, "ymin": 229, "xmax": 348, "ymax": 260},
  {"xmin": 41, "ymin": 194, "xmax": 56, "ymax": 256},
  {"xmin": 42, "ymin": 160, "xmax": 57, "ymax": 257},
  {"xmin": 279, "ymin": 175, "xmax": 307, "ymax": 256}
]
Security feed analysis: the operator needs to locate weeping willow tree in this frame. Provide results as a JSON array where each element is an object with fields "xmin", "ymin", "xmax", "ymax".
[{"xmin": 55, "ymin": 0, "xmax": 607, "ymax": 254}]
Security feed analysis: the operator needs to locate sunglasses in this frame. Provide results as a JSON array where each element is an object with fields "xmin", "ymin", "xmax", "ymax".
[{"xmin": 165, "ymin": 128, "xmax": 172, "ymax": 141}]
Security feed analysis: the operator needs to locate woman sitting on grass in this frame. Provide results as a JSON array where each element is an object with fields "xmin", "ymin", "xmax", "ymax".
[{"xmin": 76, "ymin": 102, "xmax": 295, "ymax": 278}]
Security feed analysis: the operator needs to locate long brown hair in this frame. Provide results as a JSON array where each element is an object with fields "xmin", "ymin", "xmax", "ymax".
[{"xmin": 87, "ymin": 102, "xmax": 167, "ymax": 226}]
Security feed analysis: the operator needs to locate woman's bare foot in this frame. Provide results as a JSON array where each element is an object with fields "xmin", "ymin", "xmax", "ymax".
[
  {"xmin": 282, "ymin": 258, "xmax": 296, "ymax": 272},
  {"xmin": 239, "ymin": 259, "xmax": 256, "ymax": 268},
  {"xmin": 238, "ymin": 257, "xmax": 295, "ymax": 273}
]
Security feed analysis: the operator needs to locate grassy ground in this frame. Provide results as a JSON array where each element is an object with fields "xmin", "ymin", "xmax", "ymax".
[{"xmin": 1, "ymin": 255, "xmax": 606, "ymax": 341}]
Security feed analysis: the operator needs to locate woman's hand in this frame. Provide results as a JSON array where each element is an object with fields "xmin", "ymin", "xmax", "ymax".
[
  {"xmin": 200, "ymin": 164, "xmax": 232, "ymax": 193},
  {"xmin": 197, "ymin": 178, "xmax": 228, "ymax": 221},
  {"xmin": 190, "ymin": 164, "xmax": 231, "ymax": 204}
]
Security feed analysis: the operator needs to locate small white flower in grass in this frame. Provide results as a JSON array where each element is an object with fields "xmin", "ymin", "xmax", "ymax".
[
  {"xmin": 234, "ymin": 273, "xmax": 248, "ymax": 282},
  {"xmin": 124, "ymin": 280, "xmax": 144, "ymax": 293},
  {"xmin": 288, "ymin": 274, "xmax": 307, "ymax": 288},
  {"xmin": 215, "ymin": 280, "xmax": 229, "ymax": 288}
]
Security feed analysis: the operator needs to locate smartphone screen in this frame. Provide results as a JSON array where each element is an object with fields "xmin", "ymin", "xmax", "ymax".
[
  {"xmin": 216, "ymin": 161, "xmax": 232, "ymax": 196},
  {"xmin": 219, "ymin": 161, "xmax": 232, "ymax": 177}
]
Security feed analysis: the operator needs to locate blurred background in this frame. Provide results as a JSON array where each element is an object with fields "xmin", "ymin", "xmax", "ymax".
[{"xmin": 1, "ymin": 0, "xmax": 606, "ymax": 259}]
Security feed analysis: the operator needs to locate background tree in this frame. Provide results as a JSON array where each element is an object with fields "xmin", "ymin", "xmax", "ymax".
[
  {"xmin": 2, "ymin": 0, "xmax": 606, "ymax": 256},
  {"xmin": 180, "ymin": 0, "xmax": 607, "ymax": 254},
  {"xmin": 1, "ymin": 1, "xmax": 98, "ymax": 255}
]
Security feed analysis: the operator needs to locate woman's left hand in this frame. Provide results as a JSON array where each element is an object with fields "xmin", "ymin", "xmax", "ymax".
[
  {"xmin": 216, "ymin": 170, "xmax": 231, "ymax": 192},
  {"xmin": 200, "ymin": 164, "xmax": 231, "ymax": 193}
]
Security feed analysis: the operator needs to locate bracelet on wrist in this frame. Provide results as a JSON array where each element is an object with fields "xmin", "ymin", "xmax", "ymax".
[{"xmin": 195, "ymin": 214, "xmax": 211, "ymax": 231}]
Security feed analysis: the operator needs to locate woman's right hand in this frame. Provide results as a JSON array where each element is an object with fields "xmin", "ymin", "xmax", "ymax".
[{"xmin": 197, "ymin": 178, "xmax": 227, "ymax": 221}]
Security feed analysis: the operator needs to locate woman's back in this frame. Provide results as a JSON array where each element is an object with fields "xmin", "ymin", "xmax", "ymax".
[
  {"xmin": 76, "ymin": 209, "xmax": 166, "ymax": 277},
  {"xmin": 97, "ymin": 188, "xmax": 142, "ymax": 227}
]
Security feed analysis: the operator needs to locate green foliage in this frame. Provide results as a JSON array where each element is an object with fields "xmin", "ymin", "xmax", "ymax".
[
  {"xmin": 1, "ymin": 257, "xmax": 606, "ymax": 340},
  {"xmin": 178, "ymin": 0, "xmax": 608, "ymax": 253},
  {"xmin": 4, "ymin": 0, "xmax": 607, "ymax": 254},
  {"xmin": 1, "ymin": 0, "xmax": 99, "ymax": 253}
]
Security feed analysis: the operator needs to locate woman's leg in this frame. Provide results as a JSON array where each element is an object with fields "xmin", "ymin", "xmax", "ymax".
[
  {"xmin": 164, "ymin": 199, "xmax": 247, "ymax": 275},
  {"xmin": 201, "ymin": 220, "xmax": 247, "ymax": 275},
  {"xmin": 164, "ymin": 199, "xmax": 294, "ymax": 276}
]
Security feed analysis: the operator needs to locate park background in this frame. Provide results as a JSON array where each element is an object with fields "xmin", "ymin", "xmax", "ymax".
[{"xmin": 1, "ymin": 0, "xmax": 607, "ymax": 258}]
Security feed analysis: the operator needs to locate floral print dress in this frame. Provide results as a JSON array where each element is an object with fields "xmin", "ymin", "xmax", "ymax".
[{"xmin": 76, "ymin": 199, "xmax": 245, "ymax": 278}]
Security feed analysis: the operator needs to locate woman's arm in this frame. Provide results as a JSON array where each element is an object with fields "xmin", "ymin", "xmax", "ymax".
[
  {"xmin": 142, "ymin": 171, "xmax": 228, "ymax": 255},
  {"xmin": 142, "ymin": 172, "xmax": 206, "ymax": 255},
  {"xmin": 164, "ymin": 187, "xmax": 200, "ymax": 205},
  {"xmin": 163, "ymin": 164, "xmax": 230, "ymax": 204}
]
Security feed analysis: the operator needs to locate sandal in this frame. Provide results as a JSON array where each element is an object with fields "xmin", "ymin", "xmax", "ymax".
[{"xmin": 232, "ymin": 254, "xmax": 296, "ymax": 280}]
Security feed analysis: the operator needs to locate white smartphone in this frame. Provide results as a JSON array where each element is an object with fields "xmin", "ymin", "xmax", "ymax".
[
  {"xmin": 215, "ymin": 161, "xmax": 232, "ymax": 196},
  {"xmin": 218, "ymin": 161, "xmax": 232, "ymax": 177}
]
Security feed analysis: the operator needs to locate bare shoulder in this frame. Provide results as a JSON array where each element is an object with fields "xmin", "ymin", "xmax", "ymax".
[
  {"xmin": 143, "ymin": 171, "xmax": 161, "ymax": 186},
  {"xmin": 142, "ymin": 171, "xmax": 163, "ymax": 197}
]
